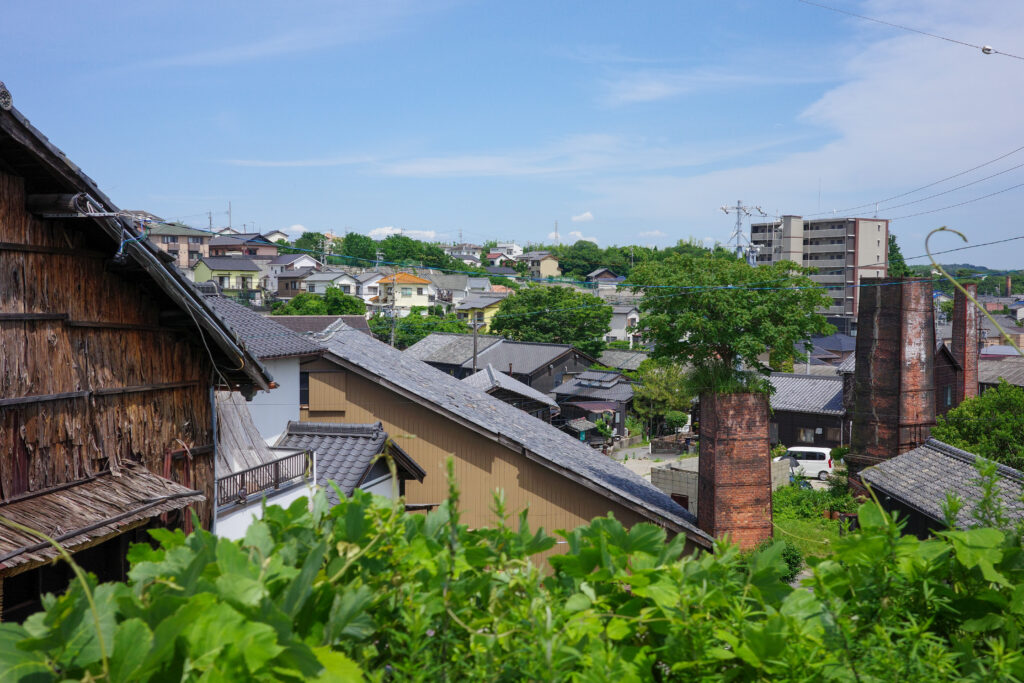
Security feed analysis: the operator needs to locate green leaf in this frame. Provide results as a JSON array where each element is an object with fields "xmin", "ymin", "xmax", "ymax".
[
  {"xmin": 311, "ymin": 646, "xmax": 363, "ymax": 682},
  {"xmin": 565, "ymin": 593, "xmax": 592, "ymax": 612},
  {"xmin": 605, "ymin": 618, "xmax": 631, "ymax": 641},
  {"xmin": 280, "ymin": 540, "xmax": 326, "ymax": 618},
  {"xmin": 243, "ymin": 521, "xmax": 275, "ymax": 557},
  {"xmin": 108, "ymin": 618, "xmax": 152, "ymax": 683},
  {"xmin": 326, "ymin": 586, "xmax": 375, "ymax": 641},
  {"xmin": 0, "ymin": 623, "xmax": 53, "ymax": 683}
]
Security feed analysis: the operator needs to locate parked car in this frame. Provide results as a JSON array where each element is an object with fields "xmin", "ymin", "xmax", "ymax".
[{"xmin": 774, "ymin": 446, "xmax": 834, "ymax": 481}]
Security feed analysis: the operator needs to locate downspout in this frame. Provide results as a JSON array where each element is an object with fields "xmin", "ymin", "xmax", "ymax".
[{"xmin": 209, "ymin": 380, "xmax": 219, "ymax": 535}]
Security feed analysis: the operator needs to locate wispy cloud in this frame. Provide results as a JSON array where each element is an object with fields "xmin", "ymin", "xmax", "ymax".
[
  {"xmin": 567, "ymin": 230, "xmax": 598, "ymax": 244},
  {"xmin": 223, "ymin": 155, "xmax": 374, "ymax": 168},
  {"xmin": 571, "ymin": 211, "xmax": 594, "ymax": 222},
  {"xmin": 368, "ymin": 226, "xmax": 437, "ymax": 240},
  {"xmin": 602, "ymin": 68, "xmax": 827, "ymax": 105}
]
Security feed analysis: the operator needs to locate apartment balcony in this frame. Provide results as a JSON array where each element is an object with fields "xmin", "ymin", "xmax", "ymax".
[
  {"xmin": 804, "ymin": 227, "xmax": 848, "ymax": 239},
  {"xmin": 803, "ymin": 243, "xmax": 846, "ymax": 255},
  {"xmin": 812, "ymin": 273, "xmax": 846, "ymax": 284},
  {"xmin": 804, "ymin": 258, "xmax": 846, "ymax": 269}
]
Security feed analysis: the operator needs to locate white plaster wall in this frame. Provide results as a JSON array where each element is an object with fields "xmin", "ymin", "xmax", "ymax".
[
  {"xmin": 247, "ymin": 357, "xmax": 300, "ymax": 444},
  {"xmin": 216, "ymin": 485, "xmax": 313, "ymax": 540},
  {"xmin": 361, "ymin": 475, "xmax": 397, "ymax": 499}
]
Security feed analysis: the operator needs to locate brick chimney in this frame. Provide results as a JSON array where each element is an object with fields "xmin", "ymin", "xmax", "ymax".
[
  {"xmin": 951, "ymin": 283, "xmax": 979, "ymax": 403},
  {"xmin": 848, "ymin": 277, "xmax": 936, "ymax": 480},
  {"xmin": 697, "ymin": 392, "xmax": 772, "ymax": 549}
]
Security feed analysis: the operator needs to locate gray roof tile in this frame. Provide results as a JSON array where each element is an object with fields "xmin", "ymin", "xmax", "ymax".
[
  {"xmin": 862, "ymin": 439, "xmax": 1024, "ymax": 529},
  {"xmin": 598, "ymin": 349, "xmax": 649, "ymax": 371},
  {"xmin": 322, "ymin": 324, "xmax": 710, "ymax": 545},
  {"xmin": 197, "ymin": 256, "xmax": 261, "ymax": 271},
  {"xmin": 271, "ymin": 315, "xmax": 371, "ymax": 336},
  {"xmin": 980, "ymin": 357, "xmax": 1024, "ymax": 387},
  {"xmin": 769, "ymin": 373, "xmax": 844, "ymax": 415},
  {"xmin": 461, "ymin": 365, "xmax": 558, "ymax": 407},
  {"xmin": 203, "ymin": 295, "xmax": 323, "ymax": 360}
]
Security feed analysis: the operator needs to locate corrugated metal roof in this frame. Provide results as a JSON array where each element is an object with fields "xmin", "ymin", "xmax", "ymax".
[
  {"xmin": 321, "ymin": 324, "xmax": 711, "ymax": 546},
  {"xmin": 862, "ymin": 439, "xmax": 1024, "ymax": 529},
  {"xmin": 461, "ymin": 365, "xmax": 558, "ymax": 407},
  {"xmin": 769, "ymin": 373, "xmax": 844, "ymax": 415},
  {"xmin": 979, "ymin": 357, "xmax": 1024, "ymax": 387}
]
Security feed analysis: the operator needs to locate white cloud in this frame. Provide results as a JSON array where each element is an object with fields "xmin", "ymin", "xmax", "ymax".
[
  {"xmin": 223, "ymin": 155, "xmax": 373, "ymax": 168},
  {"xmin": 283, "ymin": 224, "xmax": 306, "ymax": 238},
  {"xmin": 547, "ymin": 231, "xmax": 561, "ymax": 242},
  {"xmin": 367, "ymin": 226, "xmax": 437, "ymax": 240},
  {"xmin": 638, "ymin": 230, "xmax": 666, "ymax": 238},
  {"xmin": 571, "ymin": 211, "xmax": 594, "ymax": 222},
  {"xmin": 567, "ymin": 230, "xmax": 598, "ymax": 244},
  {"xmin": 601, "ymin": 67, "xmax": 826, "ymax": 106}
]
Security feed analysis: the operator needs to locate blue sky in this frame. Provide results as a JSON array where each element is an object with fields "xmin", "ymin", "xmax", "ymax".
[{"xmin": 3, "ymin": 1, "xmax": 1024, "ymax": 267}]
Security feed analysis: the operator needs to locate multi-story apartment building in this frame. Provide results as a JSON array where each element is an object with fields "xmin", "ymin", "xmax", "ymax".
[
  {"xmin": 750, "ymin": 215, "xmax": 888, "ymax": 321},
  {"xmin": 146, "ymin": 222, "xmax": 211, "ymax": 271}
]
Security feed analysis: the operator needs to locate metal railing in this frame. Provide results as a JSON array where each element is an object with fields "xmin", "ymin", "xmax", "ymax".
[{"xmin": 217, "ymin": 451, "xmax": 312, "ymax": 504}]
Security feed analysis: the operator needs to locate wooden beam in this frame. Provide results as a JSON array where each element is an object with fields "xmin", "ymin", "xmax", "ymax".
[
  {"xmin": 0, "ymin": 241, "xmax": 107, "ymax": 258},
  {"xmin": 0, "ymin": 313, "xmax": 66, "ymax": 321}
]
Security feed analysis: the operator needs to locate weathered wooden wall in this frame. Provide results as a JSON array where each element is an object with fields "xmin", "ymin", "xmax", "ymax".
[
  {"xmin": 0, "ymin": 171, "xmax": 216, "ymax": 526},
  {"xmin": 299, "ymin": 358, "xmax": 699, "ymax": 561}
]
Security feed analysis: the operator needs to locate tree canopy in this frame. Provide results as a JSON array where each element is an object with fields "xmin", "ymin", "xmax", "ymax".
[
  {"xmin": 488, "ymin": 285, "xmax": 612, "ymax": 357},
  {"xmin": 629, "ymin": 255, "xmax": 834, "ymax": 393},
  {"xmin": 293, "ymin": 232, "xmax": 328, "ymax": 259},
  {"xmin": 271, "ymin": 292, "xmax": 327, "ymax": 315},
  {"xmin": 888, "ymin": 234, "xmax": 912, "ymax": 278},
  {"xmin": 632, "ymin": 359, "xmax": 693, "ymax": 428},
  {"xmin": 333, "ymin": 232, "xmax": 377, "ymax": 266},
  {"xmin": 931, "ymin": 380, "xmax": 1024, "ymax": 469},
  {"xmin": 322, "ymin": 287, "xmax": 366, "ymax": 315},
  {"xmin": 368, "ymin": 309, "xmax": 469, "ymax": 349}
]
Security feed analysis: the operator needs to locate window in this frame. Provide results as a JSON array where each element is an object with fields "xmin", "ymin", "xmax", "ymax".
[
  {"xmin": 188, "ymin": 236, "xmax": 204, "ymax": 244},
  {"xmin": 188, "ymin": 250, "xmax": 199, "ymax": 261},
  {"xmin": 826, "ymin": 427, "xmax": 841, "ymax": 442},
  {"xmin": 246, "ymin": 248, "xmax": 257, "ymax": 255},
  {"xmin": 670, "ymin": 494, "xmax": 690, "ymax": 510},
  {"xmin": 368, "ymin": 286, "xmax": 378, "ymax": 295},
  {"xmin": 341, "ymin": 285, "xmax": 350, "ymax": 294},
  {"xmin": 307, "ymin": 284, "xmax": 316, "ymax": 293},
  {"xmin": 417, "ymin": 287, "xmax": 424, "ymax": 295},
  {"xmin": 299, "ymin": 372, "xmax": 309, "ymax": 406},
  {"xmin": 401, "ymin": 287, "xmax": 412, "ymax": 297},
  {"xmin": 240, "ymin": 277, "xmax": 251, "ymax": 289},
  {"xmin": 218, "ymin": 276, "xmax": 230, "ymax": 288},
  {"xmin": 797, "ymin": 428, "xmax": 815, "ymax": 443},
  {"xmin": 161, "ymin": 236, "xmax": 178, "ymax": 244},
  {"xmin": 944, "ymin": 385, "xmax": 953, "ymax": 407}
]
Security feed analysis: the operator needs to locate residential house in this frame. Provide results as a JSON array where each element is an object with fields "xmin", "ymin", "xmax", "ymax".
[
  {"xmin": 461, "ymin": 364, "xmax": 558, "ymax": 422},
  {"xmin": 425, "ymin": 273, "xmax": 470, "ymax": 308},
  {"xmin": 146, "ymin": 221, "xmax": 211, "ymax": 271},
  {"xmin": 519, "ymin": 251, "xmax": 561, "ymax": 279},
  {"xmin": 297, "ymin": 324, "xmax": 712, "ymax": 558},
  {"xmin": 467, "ymin": 276, "xmax": 492, "ymax": 292},
  {"xmin": 262, "ymin": 229, "xmax": 290, "ymax": 243},
  {"xmin": 562, "ymin": 417, "xmax": 603, "ymax": 446},
  {"xmin": 454, "ymin": 292, "xmax": 509, "ymax": 331},
  {"xmin": 442, "ymin": 243, "xmax": 482, "ymax": 260},
  {"xmin": 276, "ymin": 267, "xmax": 318, "ymax": 299},
  {"xmin": 202, "ymin": 291, "xmax": 323, "ymax": 443},
  {"xmin": 494, "ymin": 241, "xmax": 523, "ymax": 258},
  {"xmin": 809, "ymin": 332, "xmax": 857, "ymax": 363},
  {"xmin": 767, "ymin": 373, "xmax": 845, "ymax": 448},
  {"xmin": 214, "ymin": 392, "xmax": 315, "ymax": 540},
  {"xmin": 353, "ymin": 272, "xmax": 385, "ymax": 305},
  {"xmin": 405, "ymin": 332, "xmax": 597, "ymax": 392},
  {"xmin": 552, "ymin": 370, "xmax": 635, "ymax": 437},
  {"xmin": 377, "ymin": 272, "xmax": 437, "ymax": 315},
  {"xmin": 304, "ymin": 270, "xmax": 359, "ymax": 296},
  {"xmin": 275, "ymin": 422, "xmax": 425, "ymax": 504},
  {"xmin": 486, "ymin": 265, "xmax": 518, "ymax": 276},
  {"xmin": 272, "ymin": 315, "xmax": 373, "ymax": 336},
  {"xmin": 209, "ymin": 232, "xmax": 279, "ymax": 258},
  {"xmin": 457, "ymin": 254, "xmax": 481, "ymax": 267},
  {"xmin": 937, "ymin": 315, "xmax": 1024, "ymax": 350},
  {"xmin": 0, "ymin": 92, "xmax": 270, "ymax": 620},
  {"xmin": 586, "ymin": 267, "xmax": 620, "ymax": 283},
  {"xmin": 862, "ymin": 439, "xmax": 1024, "ymax": 538},
  {"xmin": 608, "ymin": 304, "xmax": 640, "ymax": 344},
  {"xmin": 193, "ymin": 256, "xmax": 265, "ymax": 304},
  {"xmin": 264, "ymin": 253, "xmax": 322, "ymax": 291}
]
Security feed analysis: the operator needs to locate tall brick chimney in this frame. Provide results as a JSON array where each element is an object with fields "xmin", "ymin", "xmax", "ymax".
[
  {"xmin": 847, "ymin": 277, "xmax": 936, "ymax": 480},
  {"xmin": 951, "ymin": 283, "xmax": 979, "ymax": 403},
  {"xmin": 697, "ymin": 392, "xmax": 772, "ymax": 549}
]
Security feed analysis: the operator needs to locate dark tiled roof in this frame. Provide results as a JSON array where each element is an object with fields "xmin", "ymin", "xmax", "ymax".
[
  {"xmin": 271, "ymin": 315, "xmax": 371, "ymax": 336},
  {"xmin": 862, "ymin": 439, "xmax": 1024, "ymax": 529},
  {"xmin": 146, "ymin": 222, "xmax": 209, "ymax": 237},
  {"xmin": 203, "ymin": 295, "xmax": 323, "ymax": 360},
  {"xmin": 837, "ymin": 354, "xmax": 856, "ymax": 374},
  {"xmin": 354, "ymin": 272, "xmax": 385, "ymax": 283},
  {"xmin": 598, "ymin": 349, "xmax": 649, "ymax": 371},
  {"xmin": 810, "ymin": 333, "xmax": 857, "ymax": 353},
  {"xmin": 566, "ymin": 418, "xmax": 597, "ymax": 431},
  {"xmin": 269, "ymin": 254, "xmax": 313, "ymax": 265},
  {"xmin": 979, "ymin": 357, "xmax": 1024, "ymax": 387},
  {"xmin": 454, "ymin": 293, "xmax": 508, "ymax": 310},
  {"xmin": 467, "ymin": 277, "xmax": 491, "ymax": 291},
  {"xmin": 486, "ymin": 266, "xmax": 518, "ymax": 275},
  {"xmin": 321, "ymin": 324, "xmax": 711, "ymax": 545},
  {"xmin": 275, "ymin": 422, "xmax": 424, "ymax": 505},
  {"xmin": 769, "ymin": 373, "xmax": 844, "ymax": 415},
  {"xmin": 461, "ymin": 365, "xmax": 558, "ymax": 407},
  {"xmin": 552, "ymin": 375, "xmax": 635, "ymax": 402},
  {"xmin": 405, "ymin": 333, "xmax": 503, "ymax": 365},
  {"xmin": 474, "ymin": 339, "xmax": 589, "ymax": 375},
  {"xmin": 197, "ymin": 256, "xmax": 261, "ymax": 272},
  {"xmin": 587, "ymin": 268, "xmax": 618, "ymax": 279},
  {"xmin": 209, "ymin": 233, "xmax": 273, "ymax": 247}
]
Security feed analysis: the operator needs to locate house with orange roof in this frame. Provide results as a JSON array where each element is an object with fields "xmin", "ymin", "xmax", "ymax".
[{"xmin": 376, "ymin": 272, "xmax": 437, "ymax": 316}]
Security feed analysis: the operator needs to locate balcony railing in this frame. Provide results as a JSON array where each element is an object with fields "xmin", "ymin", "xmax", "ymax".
[{"xmin": 217, "ymin": 450, "xmax": 312, "ymax": 505}]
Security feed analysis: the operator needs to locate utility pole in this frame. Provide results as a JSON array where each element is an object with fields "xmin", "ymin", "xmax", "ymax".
[
  {"xmin": 208, "ymin": 211, "xmax": 212, "ymax": 229},
  {"xmin": 388, "ymin": 306, "xmax": 398, "ymax": 347},
  {"xmin": 554, "ymin": 220, "xmax": 559, "ymax": 243},
  {"xmin": 228, "ymin": 202, "xmax": 232, "ymax": 230},
  {"xmin": 472, "ymin": 316, "xmax": 480, "ymax": 372}
]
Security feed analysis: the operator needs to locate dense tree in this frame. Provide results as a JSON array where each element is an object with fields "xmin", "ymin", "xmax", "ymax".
[
  {"xmin": 632, "ymin": 360, "xmax": 693, "ymax": 432},
  {"xmin": 368, "ymin": 309, "xmax": 469, "ymax": 348},
  {"xmin": 379, "ymin": 234, "xmax": 422, "ymax": 264},
  {"xmin": 293, "ymin": 232, "xmax": 329, "ymax": 259},
  {"xmin": 335, "ymin": 232, "xmax": 377, "ymax": 266},
  {"xmin": 888, "ymin": 234, "xmax": 912, "ymax": 277},
  {"xmin": 488, "ymin": 285, "xmax": 612, "ymax": 357},
  {"xmin": 557, "ymin": 239, "xmax": 603, "ymax": 279},
  {"xmin": 271, "ymin": 292, "xmax": 328, "ymax": 315},
  {"xmin": 931, "ymin": 380, "xmax": 1024, "ymax": 470},
  {"xmin": 629, "ymin": 255, "xmax": 834, "ymax": 393},
  {"xmin": 323, "ymin": 287, "xmax": 366, "ymax": 315}
]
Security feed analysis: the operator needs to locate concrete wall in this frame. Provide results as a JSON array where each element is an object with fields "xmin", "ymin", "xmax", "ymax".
[
  {"xmin": 651, "ymin": 458, "xmax": 789, "ymax": 517},
  {"xmin": 215, "ymin": 481, "xmax": 314, "ymax": 540},
  {"xmin": 248, "ymin": 357, "xmax": 301, "ymax": 443}
]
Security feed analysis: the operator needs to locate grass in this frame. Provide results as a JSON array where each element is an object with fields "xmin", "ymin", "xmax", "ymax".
[
  {"xmin": 773, "ymin": 517, "xmax": 842, "ymax": 560},
  {"xmin": 771, "ymin": 477, "xmax": 857, "ymax": 560}
]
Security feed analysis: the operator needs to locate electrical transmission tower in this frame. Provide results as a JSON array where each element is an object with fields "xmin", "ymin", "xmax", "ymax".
[{"xmin": 720, "ymin": 200, "xmax": 767, "ymax": 266}]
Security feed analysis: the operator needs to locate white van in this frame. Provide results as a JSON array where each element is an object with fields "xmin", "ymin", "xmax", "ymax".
[{"xmin": 774, "ymin": 446, "xmax": 834, "ymax": 481}]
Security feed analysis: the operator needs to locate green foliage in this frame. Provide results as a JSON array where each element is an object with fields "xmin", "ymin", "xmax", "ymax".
[
  {"xmin": 488, "ymin": 285, "xmax": 612, "ymax": 357},
  {"xmin": 931, "ymin": 380, "xmax": 1024, "ymax": 470},
  {"xmin": 593, "ymin": 417, "xmax": 613, "ymax": 440},
  {"xmin": 271, "ymin": 292, "xmax": 327, "ymax": 315},
  {"xmin": 629, "ymin": 255, "xmax": 835, "ymax": 393},
  {"xmin": 830, "ymin": 445, "xmax": 849, "ymax": 463},
  {"xmin": 771, "ymin": 443, "xmax": 789, "ymax": 460},
  {"xmin": 773, "ymin": 481, "xmax": 857, "ymax": 521},
  {"xmin": 487, "ymin": 275, "xmax": 520, "ymax": 290},
  {"xmin": 294, "ymin": 231, "xmax": 329, "ymax": 257},
  {"xmin": 367, "ymin": 311, "xmax": 470, "ymax": 349},
  {"xmin": 888, "ymin": 234, "xmax": 912, "ymax": 277},
  {"xmin": 663, "ymin": 410, "xmax": 689, "ymax": 430},
  {"xmin": 334, "ymin": 232, "xmax": 377, "ymax": 265},
  {"xmin": 632, "ymin": 360, "xmax": 692, "ymax": 424},
  {"xmin": 322, "ymin": 287, "xmax": 366, "ymax": 315},
  {"xmin": 752, "ymin": 538, "xmax": 804, "ymax": 583},
  {"xmin": 15, "ymin": 479, "xmax": 1024, "ymax": 680}
]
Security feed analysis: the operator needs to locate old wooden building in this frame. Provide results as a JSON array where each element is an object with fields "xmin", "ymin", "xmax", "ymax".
[{"xmin": 0, "ymin": 86, "xmax": 269, "ymax": 620}]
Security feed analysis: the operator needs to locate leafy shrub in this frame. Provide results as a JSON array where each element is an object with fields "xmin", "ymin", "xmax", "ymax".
[
  {"xmin": 663, "ymin": 410, "xmax": 688, "ymax": 430},
  {"xmin": 753, "ymin": 538, "xmax": 804, "ymax": 582}
]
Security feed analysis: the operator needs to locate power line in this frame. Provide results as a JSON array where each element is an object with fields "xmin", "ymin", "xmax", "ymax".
[
  {"xmin": 804, "ymin": 144, "xmax": 1024, "ymax": 217},
  {"xmin": 890, "ymin": 179, "xmax": 1024, "ymax": 220},
  {"xmin": 795, "ymin": 0, "xmax": 1024, "ymax": 61}
]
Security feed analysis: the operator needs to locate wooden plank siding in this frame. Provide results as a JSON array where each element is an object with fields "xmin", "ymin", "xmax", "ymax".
[
  {"xmin": 298, "ymin": 359, "xmax": 690, "ymax": 560},
  {"xmin": 0, "ymin": 170, "xmax": 217, "ymax": 528}
]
